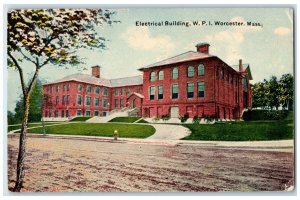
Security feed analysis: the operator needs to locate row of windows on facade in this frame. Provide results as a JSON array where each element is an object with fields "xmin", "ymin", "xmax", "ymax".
[
  {"xmin": 45, "ymin": 110, "xmax": 107, "ymax": 118},
  {"xmin": 48, "ymin": 84, "xmax": 133, "ymax": 96},
  {"xmin": 55, "ymin": 95, "xmax": 70, "ymax": 105},
  {"xmin": 149, "ymin": 82, "xmax": 205, "ymax": 100},
  {"xmin": 215, "ymin": 67, "xmax": 248, "ymax": 89},
  {"xmin": 48, "ymin": 84, "xmax": 71, "ymax": 93},
  {"xmin": 150, "ymin": 64, "xmax": 205, "ymax": 82}
]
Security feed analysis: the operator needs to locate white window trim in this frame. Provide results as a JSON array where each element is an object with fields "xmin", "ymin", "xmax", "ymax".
[
  {"xmin": 94, "ymin": 97, "xmax": 100, "ymax": 107},
  {"xmin": 77, "ymin": 109, "xmax": 82, "ymax": 116},
  {"xmin": 85, "ymin": 95, "xmax": 91, "ymax": 106},
  {"xmin": 85, "ymin": 110, "xmax": 91, "ymax": 116},
  {"xmin": 77, "ymin": 95, "xmax": 82, "ymax": 106},
  {"xmin": 171, "ymin": 83, "xmax": 179, "ymax": 100}
]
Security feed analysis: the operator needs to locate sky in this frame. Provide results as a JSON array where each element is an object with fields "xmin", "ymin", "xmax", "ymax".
[{"xmin": 7, "ymin": 7, "xmax": 294, "ymax": 112}]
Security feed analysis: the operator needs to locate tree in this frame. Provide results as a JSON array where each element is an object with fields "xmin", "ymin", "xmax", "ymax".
[
  {"xmin": 251, "ymin": 82, "xmax": 268, "ymax": 109},
  {"xmin": 7, "ymin": 9, "xmax": 117, "ymax": 191},
  {"xmin": 279, "ymin": 73, "xmax": 294, "ymax": 110},
  {"xmin": 14, "ymin": 79, "xmax": 43, "ymax": 123},
  {"xmin": 7, "ymin": 111, "xmax": 16, "ymax": 125},
  {"xmin": 266, "ymin": 76, "xmax": 280, "ymax": 110}
]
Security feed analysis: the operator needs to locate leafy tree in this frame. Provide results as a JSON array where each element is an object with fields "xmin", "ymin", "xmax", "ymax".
[
  {"xmin": 251, "ymin": 82, "xmax": 268, "ymax": 109},
  {"xmin": 279, "ymin": 73, "xmax": 294, "ymax": 110},
  {"xmin": 7, "ymin": 8, "xmax": 117, "ymax": 191},
  {"xmin": 7, "ymin": 111, "xmax": 16, "ymax": 125},
  {"xmin": 14, "ymin": 79, "xmax": 43, "ymax": 123}
]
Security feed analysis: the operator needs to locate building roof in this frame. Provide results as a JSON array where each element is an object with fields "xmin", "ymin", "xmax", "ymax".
[
  {"xmin": 139, "ymin": 51, "xmax": 214, "ymax": 70},
  {"xmin": 110, "ymin": 75, "xmax": 143, "ymax": 87},
  {"xmin": 231, "ymin": 64, "xmax": 253, "ymax": 80},
  {"xmin": 43, "ymin": 73, "xmax": 143, "ymax": 87}
]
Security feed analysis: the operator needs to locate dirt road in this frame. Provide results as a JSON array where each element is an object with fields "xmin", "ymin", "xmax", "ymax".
[{"xmin": 7, "ymin": 135, "xmax": 294, "ymax": 192}]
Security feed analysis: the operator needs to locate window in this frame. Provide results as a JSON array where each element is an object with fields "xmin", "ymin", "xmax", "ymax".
[
  {"xmin": 127, "ymin": 88, "xmax": 131, "ymax": 94},
  {"xmin": 62, "ymin": 95, "xmax": 66, "ymax": 105},
  {"xmin": 150, "ymin": 72, "xmax": 156, "ymax": 82},
  {"xmin": 86, "ymin": 85, "xmax": 91, "ymax": 93},
  {"xmin": 158, "ymin": 86, "xmax": 163, "ymax": 100},
  {"xmin": 158, "ymin": 71, "xmax": 164, "ymax": 80},
  {"xmin": 198, "ymin": 82, "xmax": 205, "ymax": 97},
  {"xmin": 102, "ymin": 111, "xmax": 107, "ymax": 116},
  {"xmin": 77, "ymin": 95, "xmax": 82, "ymax": 105},
  {"xmin": 95, "ymin": 97, "xmax": 99, "ymax": 106},
  {"xmin": 187, "ymin": 83, "xmax": 194, "ymax": 98},
  {"xmin": 198, "ymin": 64, "xmax": 205, "ymax": 76},
  {"xmin": 120, "ymin": 99, "xmax": 124, "ymax": 108},
  {"xmin": 114, "ymin": 99, "xmax": 118, "ymax": 108},
  {"xmin": 102, "ymin": 99, "xmax": 107, "ymax": 107},
  {"xmin": 221, "ymin": 68, "xmax": 224, "ymax": 79},
  {"xmin": 103, "ymin": 88, "xmax": 108, "ymax": 96},
  {"xmin": 66, "ymin": 110, "xmax": 69, "ymax": 117},
  {"xmin": 85, "ymin": 96, "xmax": 91, "ymax": 106},
  {"xmin": 94, "ymin": 111, "xmax": 99, "ymax": 116},
  {"xmin": 172, "ymin": 67, "xmax": 178, "ymax": 79},
  {"xmin": 216, "ymin": 67, "xmax": 219, "ymax": 77},
  {"xmin": 188, "ymin": 66, "xmax": 194, "ymax": 77},
  {"xmin": 121, "ymin": 88, "xmax": 124, "ymax": 96},
  {"xmin": 67, "ymin": 95, "xmax": 70, "ymax": 105},
  {"xmin": 62, "ymin": 110, "xmax": 65, "ymax": 117},
  {"xmin": 56, "ymin": 85, "xmax": 59, "ymax": 92},
  {"xmin": 78, "ymin": 84, "xmax": 82, "ymax": 92},
  {"xmin": 54, "ymin": 110, "xmax": 58, "ymax": 117},
  {"xmin": 67, "ymin": 84, "xmax": 70, "ymax": 91},
  {"xmin": 243, "ymin": 76, "xmax": 248, "ymax": 89},
  {"xmin": 95, "ymin": 86, "xmax": 100, "ymax": 94},
  {"xmin": 55, "ymin": 96, "xmax": 59, "ymax": 105},
  {"xmin": 149, "ymin": 86, "xmax": 155, "ymax": 100},
  {"xmin": 77, "ymin": 110, "xmax": 82, "ymax": 116},
  {"xmin": 115, "ymin": 89, "xmax": 118, "ymax": 96},
  {"xmin": 172, "ymin": 84, "xmax": 178, "ymax": 99},
  {"xmin": 50, "ymin": 86, "xmax": 53, "ymax": 93},
  {"xmin": 85, "ymin": 111, "xmax": 91, "ymax": 116},
  {"xmin": 63, "ymin": 85, "xmax": 66, "ymax": 91}
]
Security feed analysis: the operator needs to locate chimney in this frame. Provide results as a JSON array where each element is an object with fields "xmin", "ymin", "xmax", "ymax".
[
  {"xmin": 92, "ymin": 65, "xmax": 101, "ymax": 78},
  {"xmin": 239, "ymin": 59, "xmax": 243, "ymax": 72},
  {"xmin": 195, "ymin": 42, "xmax": 210, "ymax": 54}
]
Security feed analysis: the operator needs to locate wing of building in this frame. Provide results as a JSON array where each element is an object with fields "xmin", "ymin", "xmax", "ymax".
[{"xmin": 42, "ymin": 42, "xmax": 252, "ymax": 120}]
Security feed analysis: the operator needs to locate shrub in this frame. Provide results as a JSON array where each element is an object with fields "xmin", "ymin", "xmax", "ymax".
[
  {"xmin": 152, "ymin": 116, "xmax": 161, "ymax": 122},
  {"xmin": 203, "ymin": 114, "xmax": 216, "ymax": 124},
  {"xmin": 179, "ymin": 113, "xmax": 189, "ymax": 123},
  {"xmin": 161, "ymin": 114, "xmax": 170, "ymax": 121},
  {"xmin": 192, "ymin": 116, "xmax": 200, "ymax": 124},
  {"xmin": 242, "ymin": 110, "xmax": 288, "ymax": 121}
]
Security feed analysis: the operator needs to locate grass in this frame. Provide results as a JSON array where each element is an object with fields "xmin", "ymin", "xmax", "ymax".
[
  {"xmin": 109, "ymin": 117, "xmax": 141, "ymax": 123},
  {"xmin": 136, "ymin": 119, "xmax": 149, "ymax": 123},
  {"xmin": 183, "ymin": 121, "xmax": 293, "ymax": 141},
  {"xmin": 70, "ymin": 117, "xmax": 92, "ymax": 121},
  {"xmin": 27, "ymin": 123, "xmax": 155, "ymax": 138},
  {"xmin": 7, "ymin": 122, "xmax": 63, "ymax": 132}
]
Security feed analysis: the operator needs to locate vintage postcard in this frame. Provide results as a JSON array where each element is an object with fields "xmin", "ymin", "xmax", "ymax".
[{"xmin": 6, "ymin": 7, "xmax": 294, "ymax": 192}]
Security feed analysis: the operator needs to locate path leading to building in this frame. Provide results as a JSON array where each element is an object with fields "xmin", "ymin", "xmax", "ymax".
[{"xmin": 146, "ymin": 124, "xmax": 191, "ymax": 140}]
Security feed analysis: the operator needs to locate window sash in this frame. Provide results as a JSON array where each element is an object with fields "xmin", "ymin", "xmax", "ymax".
[
  {"xmin": 77, "ymin": 96, "xmax": 82, "ymax": 105},
  {"xmin": 78, "ymin": 84, "xmax": 82, "ymax": 91},
  {"xmin": 188, "ymin": 66, "xmax": 194, "ymax": 77},
  {"xmin": 150, "ymin": 72, "xmax": 156, "ymax": 81},
  {"xmin": 86, "ymin": 85, "xmax": 91, "ymax": 93},
  {"xmin": 198, "ymin": 64, "xmax": 205, "ymax": 75},
  {"xmin": 158, "ymin": 71, "xmax": 164, "ymax": 80},
  {"xmin": 95, "ymin": 87, "xmax": 100, "ymax": 94},
  {"xmin": 95, "ymin": 98, "xmax": 99, "ymax": 106},
  {"xmin": 198, "ymin": 82, "xmax": 205, "ymax": 97},
  {"xmin": 172, "ymin": 84, "xmax": 178, "ymax": 99},
  {"xmin": 85, "ymin": 96, "xmax": 91, "ymax": 106},
  {"xmin": 187, "ymin": 83, "xmax": 194, "ymax": 98},
  {"xmin": 172, "ymin": 68, "xmax": 178, "ymax": 79}
]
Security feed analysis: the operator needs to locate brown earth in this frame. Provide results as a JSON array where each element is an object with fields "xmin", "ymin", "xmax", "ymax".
[{"xmin": 7, "ymin": 135, "xmax": 294, "ymax": 192}]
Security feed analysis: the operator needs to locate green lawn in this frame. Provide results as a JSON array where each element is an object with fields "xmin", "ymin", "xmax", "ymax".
[
  {"xmin": 27, "ymin": 123, "xmax": 155, "ymax": 138},
  {"xmin": 136, "ymin": 119, "xmax": 149, "ymax": 123},
  {"xmin": 183, "ymin": 121, "xmax": 293, "ymax": 141},
  {"xmin": 70, "ymin": 117, "xmax": 92, "ymax": 121},
  {"xmin": 109, "ymin": 117, "xmax": 141, "ymax": 123},
  {"xmin": 8, "ymin": 122, "xmax": 63, "ymax": 132}
]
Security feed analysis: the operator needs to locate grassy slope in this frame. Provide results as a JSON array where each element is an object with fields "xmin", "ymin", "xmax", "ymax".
[
  {"xmin": 8, "ymin": 122, "xmax": 63, "ymax": 132},
  {"xmin": 28, "ymin": 123, "xmax": 155, "ymax": 138},
  {"xmin": 109, "ymin": 117, "xmax": 141, "ymax": 123},
  {"xmin": 183, "ymin": 121, "xmax": 293, "ymax": 141},
  {"xmin": 70, "ymin": 117, "xmax": 92, "ymax": 121}
]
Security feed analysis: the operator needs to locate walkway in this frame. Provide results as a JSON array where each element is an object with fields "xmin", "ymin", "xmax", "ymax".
[{"xmin": 147, "ymin": 124, "xmax": 191, "ymax": 140}]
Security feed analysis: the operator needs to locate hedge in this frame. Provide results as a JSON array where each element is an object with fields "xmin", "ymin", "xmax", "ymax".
[{"xmin": 242, "ymin": 109, "xmax": 289, "ymax": 121}]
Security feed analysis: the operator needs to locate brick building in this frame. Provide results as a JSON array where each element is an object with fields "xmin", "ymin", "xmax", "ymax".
[{"xmin": 42, "ymin": 42, "xmax": 252, "ymax": 120}]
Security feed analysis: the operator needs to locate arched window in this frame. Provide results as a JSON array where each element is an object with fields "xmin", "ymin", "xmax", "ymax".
[
  {"xmin": 158, "ymin": 70, "xmax": 164, "ymax": 80},
  {"xmin": 187, "ymin": 66, "xmax": 194, "ymax": 77},
  {"xmin": 198, "ymin": 64, "xmax": 205, "ymax": 76},
  {"xmin": 150, "ymin": 71, "xmax": 156, "ymax": 82},
  {"xmin": 172, "ymin": 67, "xmax": 178, "ymax": 79}
]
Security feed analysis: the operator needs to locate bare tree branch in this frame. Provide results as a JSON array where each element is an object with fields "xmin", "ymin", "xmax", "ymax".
[{"xmin": 8, "ymin": 51, "xmax": 27, "ymax": 97}]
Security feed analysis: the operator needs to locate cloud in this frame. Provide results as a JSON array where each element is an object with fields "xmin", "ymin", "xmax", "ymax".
[
  {"xmin": 121, "ymin": 26, "xmax": 175, "ymax": 51},
  {"xmin": 274, "ymin": 27, "xmax": 291, "ymax": 36}
]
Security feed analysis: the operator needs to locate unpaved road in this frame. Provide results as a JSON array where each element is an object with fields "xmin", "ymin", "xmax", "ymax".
[{"xmin": 7, "ymin": 135, "xmax": 294, "ymax": 192}]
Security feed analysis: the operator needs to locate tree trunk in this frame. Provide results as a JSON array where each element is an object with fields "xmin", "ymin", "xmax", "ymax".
[{"xmin": 13, "ymin": 95, "xmax": 30, "ymax": 192}]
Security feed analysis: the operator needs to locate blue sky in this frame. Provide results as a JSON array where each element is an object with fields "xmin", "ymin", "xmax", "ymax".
[{"xmin": 7, "ymin": 8, "xmax": 294, "ymax": 112}]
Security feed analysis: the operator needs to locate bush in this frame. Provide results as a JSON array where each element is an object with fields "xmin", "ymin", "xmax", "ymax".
[
  {"xmin": 179, "ymin": 113, "xmax": 189, "ymax": 123},
  {"xmin": 161, "ymin": 114, "xmax": 170, "ymax": 121},
  {"xmin": 152, "ymin": 116, "xmax": 161, "ymax": 122},
  {"xmin": 242, "ymin": 110, "xmax": 288, "ymax": 121},
  {"xmin": 192, "ymin": 116, "xmax": 200, "ymax": 124},
  {"xmin": 203, "ymin": 114, "xmax": 217, "ymax": 124}
]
